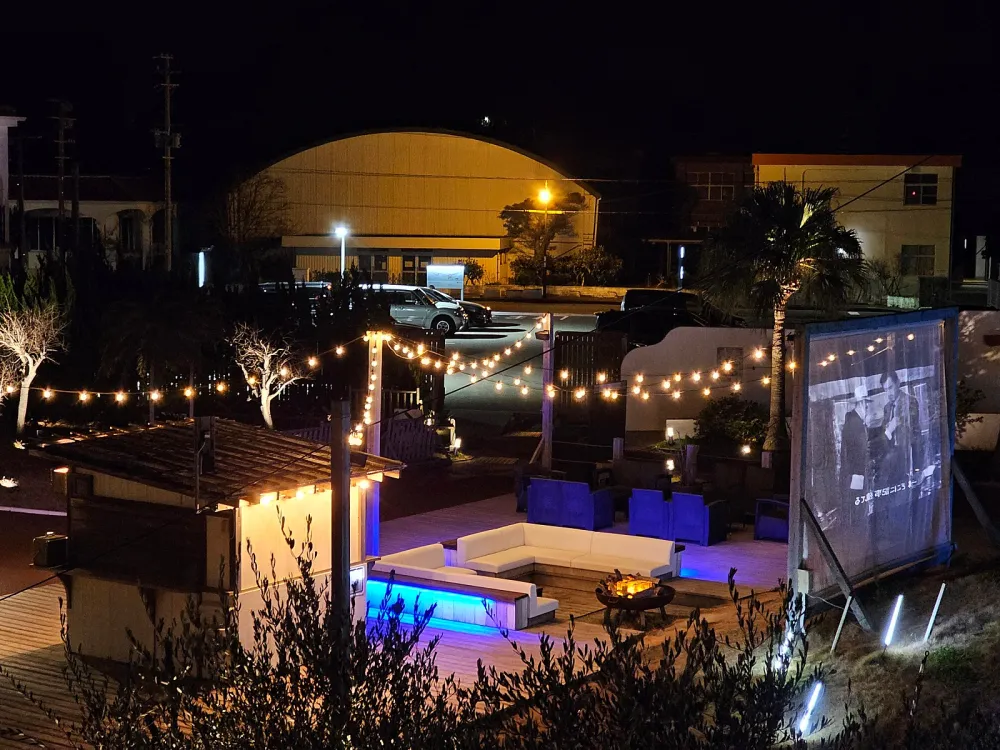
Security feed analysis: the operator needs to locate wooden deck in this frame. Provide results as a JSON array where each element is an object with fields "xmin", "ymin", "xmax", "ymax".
[
  {"xmin": 0, "ymin": 493, "xmax": 787, "ymax": 748},
  {"xmin": 381, "ymin": 492, "xmax": 788, "ymax": 592}
]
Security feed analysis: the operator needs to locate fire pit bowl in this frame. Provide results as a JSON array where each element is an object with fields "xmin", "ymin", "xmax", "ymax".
[{"xmin": 595, "ymin": 570, "xmax": 676, "ymax": 627}]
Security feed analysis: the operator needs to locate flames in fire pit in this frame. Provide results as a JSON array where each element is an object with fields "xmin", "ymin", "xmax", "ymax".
[{"xmin": 602, "ymin": 572, "xmax": 655, "ymax": 599}]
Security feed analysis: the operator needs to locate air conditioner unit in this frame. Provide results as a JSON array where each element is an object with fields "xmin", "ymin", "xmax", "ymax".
[{"xmin": 33, "ymin": 532, "xmax": 68, "ymax": 569}]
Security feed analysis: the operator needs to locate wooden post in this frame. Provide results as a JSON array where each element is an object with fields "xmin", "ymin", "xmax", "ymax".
[
  {"xmin": 541, "ymin": 312, "xmax": 554, "ymax": 470},
  {"xmin": 364, "ymin": 331, "xmax": 383, "ymax": 557},
  {"xmin": 330, "ymin": 400, "xmax": 351, "ymax": 628},
  {"xmin": 329, "ymin": 399, "xmax": 351, "ymax": 737},
  {"xmin": 800, "ymin": 499, "xmax": 873, "ymax": 631}
]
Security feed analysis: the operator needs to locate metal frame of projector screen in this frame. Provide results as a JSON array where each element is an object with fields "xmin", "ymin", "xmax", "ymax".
[{"xmin": 788, "ymin": 308, "xmax": 958, "ymax": 611}]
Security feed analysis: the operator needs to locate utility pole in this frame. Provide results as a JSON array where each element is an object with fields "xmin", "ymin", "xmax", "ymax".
[
  {"xmin": 50, "ymin": 101, "xmax": 74, "ymax": 265},
  {"xmin": 540, "ymin": 312, "xmax": 554, "ymax": 469},
  {"xmin": 71, "ymin": 161, "xmax": 80, "ymax": 253},
  {"xmin": 154, "ymin": 54, "xmax": 179, "ymax": 272},
  {"xmin": 16, "ymin": 133, "xmax": 27, "ymax": 276}
]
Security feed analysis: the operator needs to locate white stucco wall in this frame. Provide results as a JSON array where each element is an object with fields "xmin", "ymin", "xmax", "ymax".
[{"xmin": 622, "ymin": 327, "xmax": 777, "ymax": 431}]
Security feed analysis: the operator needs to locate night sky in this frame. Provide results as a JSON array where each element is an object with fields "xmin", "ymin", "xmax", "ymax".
[{"xmin": 3, "ymin": 3, "xmax": 997, "ymax": 250}]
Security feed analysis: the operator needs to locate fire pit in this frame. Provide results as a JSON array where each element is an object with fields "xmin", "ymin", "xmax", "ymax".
[{"xmin": 595, "ymin": 570, "xmax": 675, "ymax": 628}]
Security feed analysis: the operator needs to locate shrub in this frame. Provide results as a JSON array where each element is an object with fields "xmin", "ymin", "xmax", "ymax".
[
  {"xmin": 462, "ymin": 259, "xmax": 485, "ymax": 285},
  {"xmin": 956, "ymin": 379, "xmax": 984, "ymax": 438},
  {"xmin": 694, "ymin": 394, "xmax": 769, "ymax": 448}
]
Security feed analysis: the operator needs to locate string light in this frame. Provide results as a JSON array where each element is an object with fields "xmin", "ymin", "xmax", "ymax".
[
  {"xmin": 504, "ymin": 348, "xmax": 512, "ymax": 356},
  {"xmin": 635, "ymin": 373, "xmax": 644, "ymax": 384},
  {"xmin": 754, "ymin": 348, "xmax": 764, "ymax": 360},
  {"xmin": 521, "ymin": 386, "xmax": 529, "ymax": 395},
  {"xmin": 433, "ymin": 360, "xmax": 441, "ymax": 369},
  {"xmin": 641, "ymin": 390, "xmax": 650, "ymax": 401},
  {"xmin": 632, "ymin": 385, "xmax": 641, "ymax": 395},
  {"xmin": 184, "ymin": 387, "xmax": 194, "ymax": 398},
  {"xmin": 787, "ymin": 361, "xmax": 797, "ymax": 371},
  {"xmin": 574, "ymin": 388, "xmax": 586, "ymax": 400},
  {"xmin": 702, "ymin": 387, "xmax": 711, "ymax": 396},
  {"xmin": 524, "ymin": 365, "xmax": 532, "ymax": 375},
  {"xmin": 741, "ymin": 444, "xmax": 752, "ymax": 455},
  {"xmin": 732, "ymin": 382, "xmax": 742, "ymax": 392},
  {"xmin": 847, "ymin": 350, "xmax": 855, "ymax": 356},
  {"xmin": 722, "ymin": 361, "xmax": 733, "ymax": 373},
  {"xmin": 4, "ymin": 385, "xmax": 14, "ymax": 394},
  {"xmin": 308, "ymin": 356, "xmax": 318, "ymax": 368},
  {"xmin": 42, "ymin": 388, "xmax": 53, "ymax": 400},
  {"xmin": 597, "ymin": 372, "xmax": 607, "ymax": 383},
  {"xmin": 495, "ymin": 381, "xmax": 503, "ymax": 392},
  {"xmin": 610, "ymin": 391, "xmax": 619, "ymax": 401},
  {"xmin": 150, "ymin": 390, "xmax": 162, "ymax": 402},
  {"xmin": 560, "ymin": 370, "xmax": 569, "ymax": 381},
  {"xmin": 514, "ymin": 377, "xmax": 521, "ymax": 386},
  {"xmin": 672, "ymin": 390, "xmax": 681, "ymax": 400},
  {"xmin": 514, "ymin": 341, "xmax": 522, "ymax": 349},
  {"xmin": 691, "ymin": 372, "xmax": 701, "ymax": 382},
  {"xmin": 470, "ymin": 375, "xmax": 478, "ymax": 383},
  {"xmin": 216, "ymin": 382, "xmax": 227, "ymax": 393},
  {"xmin": 907, "ymin": 333, "xmax": 915, "ymax": 341},
  {"xmin": 875, "ymin": 337, "xmax": 884, "ymax": 344},
  {"xmin": 673, "ymin": 373, "xmax": 682, "ymax": 383},
  {"xmin": 113, "ymin": 391, "xmax": 124, "ymax": 403},
  {"xmin": 661, "ymin": 379, "xmax": 670, "ymax": 390},
  {"xmin": 827, "ymin": 354, "xmax": 836, "ymax": 361},
  {"xmin": 762, "ymin": 376, "xmax": 771, "ymax": 386},
  {"xmin": 248, "ymin": 375, "xmax": 257, "ymax": 386},
  {"xmin": 421, "ymin": 356, "xmax": 431, "ymax": 365},
  {"xmin": 711, "ymin": 370, "xmax": 720, "ymax": 380},
  {"xmin": 867, "ymin": 345, "xmax": 875, "ymax": 352},
  {"xmin": 279, "ymin": 366, "xmax": 289, "ymax": 377},
  {"xmin": 78, "ymin": 391, "xmax": 91, "ymax": 402}
]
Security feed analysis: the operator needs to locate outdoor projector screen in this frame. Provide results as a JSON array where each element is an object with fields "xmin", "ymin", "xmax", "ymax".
[{"xmin": 800, "ymin": 313, "xmax": 953, "ymax": 593}]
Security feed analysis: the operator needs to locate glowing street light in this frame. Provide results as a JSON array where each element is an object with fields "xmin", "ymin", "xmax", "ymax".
[{"xmin": 334, "ymin": 225, "xmax": 349, "ymax": 276}]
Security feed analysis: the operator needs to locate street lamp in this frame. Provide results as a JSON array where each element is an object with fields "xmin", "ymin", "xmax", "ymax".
[
  {"xmin": 334, "ymin": 225, "xmax": 349, "ymax": 276},
  {"xmin": 538, "ymin": 184, "xmax": 552, "ymax": 298}
]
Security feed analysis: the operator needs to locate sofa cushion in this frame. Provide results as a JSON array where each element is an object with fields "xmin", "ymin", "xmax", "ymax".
[
  {"xmin": 518, "ymin": 545, "xmax": 587, "ymax": 567},
  {"xmin": 439, "ymin": 566, "xmax": 478, "ymax": 575},
  {"xmin": 522, "ymin": 523, "xmax": 593, "ymax": 553},
  {"xmin": 464, "ymin": 547, "xmax": 536, "ymax": 574},
  {"xmin": 534, "ymin": 596, "xmax": 559, "ymax": 617},
  {"xmin": 590, "ymin": 532, "xmax": 673, "ymax": 564},
  {"xmin": 570, "ymin": 554, "xmax": 672, "ymax": 579},
  {"xmin": 376, "ymin": 543, "xmax": 446, "ymax": 570},
  {"xmin": 457, "ymin": 524, "xmax": 525, "ymax": 565},
  {"xmin": 371, "ymin": 562, "xmax": 448, "ymax": 581}
]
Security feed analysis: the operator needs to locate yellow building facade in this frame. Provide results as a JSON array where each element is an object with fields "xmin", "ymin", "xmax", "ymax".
[
  {"xmin": 267, "ymin": 130, "xmax": 600, "ymax": 284},
  {"xmin": 754, "ymin": 154, "xmax": 961, "ymax": 287}
]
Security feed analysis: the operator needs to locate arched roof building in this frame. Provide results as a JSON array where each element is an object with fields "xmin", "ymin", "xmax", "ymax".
[{"xmin": 267, "ymin": 129, "xmax": 599, "ymax": 284}]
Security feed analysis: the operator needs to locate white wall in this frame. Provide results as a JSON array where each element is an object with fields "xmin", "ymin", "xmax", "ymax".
[
  {"xmin": 622, "ymin": 326, "xmax": 775, "ymax": 431},
  {"xmin": 958, "ymin": 311, "xmax": 1000, "ymax": 412}
]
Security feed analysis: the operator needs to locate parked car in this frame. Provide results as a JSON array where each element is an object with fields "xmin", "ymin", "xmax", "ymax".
[
  {"xmin": 359, "ymin": 284, "xmax": 467, "ymax": 334},
  {"xmin": 598, "ymin": 289, "xmax": 744, "ymax": 348},
  {"xmin": 421, "ymin": 287, "xmax": 492, "ymax": 326}
]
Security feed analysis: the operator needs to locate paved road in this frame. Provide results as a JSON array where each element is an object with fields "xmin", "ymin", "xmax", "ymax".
[{"xmin": 443, "ymin": 311, "xmax": 597, "ymax": 429}]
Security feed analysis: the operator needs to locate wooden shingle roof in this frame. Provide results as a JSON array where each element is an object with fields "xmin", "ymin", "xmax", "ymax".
[{"xmin": 36, "ymin": 419, "xmax": 402, "ymax": 503}]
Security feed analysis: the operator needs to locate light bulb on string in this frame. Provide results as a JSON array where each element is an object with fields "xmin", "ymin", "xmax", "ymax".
[
  {"xmin": 847, "ymin": 349, "xmax": 856, "ymax": 356},
  {"xmin": 514, "ymin": 340, "xmax": 522, "ymax": 349},
  {"xmin": 574, "ymin": 388, "xmax": 586, "ymax": 400},
  {"xmin": 711, "ymin": 370, "xmax": 720, "ymax": 380},
  {"xmin": 521, "ymin": 385, "xmax": 529, "ymax": 396},
  {"xmin": 754, "ymin": 348, "xmax": 764, "ymax": 360},
  {"xmin": 335, "ymin": 345, "xmax": 344, "ymax": 356},
  {"xmin": 692, "ymin": 372, "xmax": 701, "ymax": 382},
  {"xmin": 674, "ymin": 373, "xmax": 681, "ymax": 383},
  {"xmin": 417, "ymin": 344, "xmax": 425, "ymax": 355},
  {"xmin": 907, "ymin": 333, "xmax": 915, "ymax": 341},
  {"xmin": 722, "ymin": 361, "xmax": 733, "ymax": 373},
  {"xmin": 523, "ymin": 365, "xmax": 532, "ymax": 375},
  {"xmin": 184, "ymin": 387, "xmax": 194, "ymax": 398},
  {"xmin": 702, "ymin": 387, "xmax": 711, "ymax": 396},
  {"xmin": 610, "ymin": 390, "xmax": 619, "ymax": 400},
  {"xmin": 481, "ymin": 370, "xmax": 489, "ymax": 378},
  {"xmin": 495, "ymin": 381, "xmax": 503, "ymax": 392},
  {"xmin": 279, "ymin": 366, "xmax": 289, "ymax": 377},
  {"xmin": 458, "ymin": 363, "xmax": 466, "ymax": 371},
  {"xmin": 661, "ymin": 379, "xmax": 670, "ymax": 390},
  {"xmin": 635, "ymin": 373, "xmax": 644, "ymax": 384},
  {"xmin": 42, "ymin": 388, "xmax": 53, "ymax": 400},
  {"xmin": 308, "ymin": 356, "xmax": 318, "ymax": 368},
  {"xmin": 732, "ymin": 382, "xmax": 742, "ymax": 392},
  {"xmin": 393, "ymin": 343, "xmax": 401, "ymax": 351},
  {"xmin": 406, "ymin": 352, "xmax": 415, "ymax": 360},
  {"xmin": 371, "ymin": 359, "xmax": 378, "ymax": 367},
  {"xmin": 597, "ymin": 372, "xmax": 607, "ymax": 384},
  {"xmin": 560, "ymin": 370, "xmax": 569, "ymax": 381},
  {"xmin": 504, "ymin": 348, "xmax": 512, "ymax": 356},
  {"xmin": 672, "ymin": 390, "xmax": 681, "ymax": 400},
  {"xmin": 216, "ymin": 382, "xmax": 227, "ymax": 393},
  {"xmin": 4, "ymin": 385, "xmax": 15, "ymax": 395},
  {"xmin": 421, "ymin": 356, "xmax": 431, "ymax": 365},
  {"xmin": 81, "ymin": 391, "xmax": 92, "ymax": 402},
  {"xmin": 641, "ymin": 391, "xmax": 650, "ymax": 401},
  {"xmin": 514, "ymin": 377, "xmax": 521, "ymax": 386},
  {"xmin": 762, "ymin": 376, "xmax": 771, "ymax": 386},
  {"xmin": 433, "ymin": 360, "xmax": 441, "ymax": 370},
  {"xmin": 867, "ymin": 345, "xmax": 875, "ymax": 352},
  {"xmin": 150, "ymin": 390, "xmax": 162, "ymax": 402},
  {"xmin": 632, "ymin": 385, "xmax": 641, "ymax": 395},
  {"xmin": 470, "ymin": 375, "xmax": 478, "ymax": 383},
  {"xmin": 788, "ymin": 361, "xmax": 797, "ymax": 371},
  {"xmin": 875, "ymin": 337, "xmax": 883, "ymax": 344}
]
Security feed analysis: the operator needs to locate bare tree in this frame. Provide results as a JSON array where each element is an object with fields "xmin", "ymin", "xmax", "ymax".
[
  {"xmin": 213, "ymin": 173, "xmax": 294, "ymax": 284},
  {"xmin": 0, "ymin": 304, "xmax": 64, "ymax": 434},
  {"xmin": 230, "ymin": 323, "xmax": 304, "ymax": 429}
]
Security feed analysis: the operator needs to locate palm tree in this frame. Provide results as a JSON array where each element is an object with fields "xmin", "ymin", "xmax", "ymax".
[{"xmin": 698, "ymin": 181, "xmax": 865, "ymax": 451}]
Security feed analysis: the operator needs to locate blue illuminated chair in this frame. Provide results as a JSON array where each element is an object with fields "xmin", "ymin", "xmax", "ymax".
[
  {"xmin": 527, "ymin": 478, "xmax": 614, "ymax": 531},
  {"xmin": 671, "ymin": 491, "xmax": 728, "ymax": 546},
  {"xmin": 628, "ymin": 488, "xmax": 672, "ymax": 539}
]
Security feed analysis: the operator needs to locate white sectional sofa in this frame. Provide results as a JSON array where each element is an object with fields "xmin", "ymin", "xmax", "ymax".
[
  {"xmin": 457, "ymin": 523, "xmax": 681, "ymax": 580},
  {"xmin": 371, "ymin": 543, "xmax": 558, "ymax": 630}
]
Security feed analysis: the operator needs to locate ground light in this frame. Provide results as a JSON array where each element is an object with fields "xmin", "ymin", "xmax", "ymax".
[
  {"xmin": 884, "ymin": 594, "xmax": 904, "ymax": 647},
  {"xmin": 798, "ymin": 682, "xmax": 823, "ymax": 735}
]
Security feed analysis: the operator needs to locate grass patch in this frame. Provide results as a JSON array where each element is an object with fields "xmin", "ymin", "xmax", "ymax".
[{"xmin": 926, "ymin": 645, "xmax": 978, "ymax": 683}]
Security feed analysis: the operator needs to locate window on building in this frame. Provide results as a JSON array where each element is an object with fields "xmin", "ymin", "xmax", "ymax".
[
  {"xmin": 717, "ymin": 347, "xmax": 744, "ymax": 383},
  {"xmin": 119, "ymin": 214, "xmax": 138, "ymax": 252},
  {"xmin": 900, "ymin": 245, "xmax": 936, "ymax": 276},
  {"xmin": 903, "ymin": 173, "xmax": 938, "ymax": 205},
  {"xmin": 401, "ymin": 254, "xmax": 431, "ymax": 285},
  {"xmin": 690, "ymin": 172, "xmax": 736, "ymax": 201},
  {"xmin": 358, "ymin": 253, "xmax": 389, "ymax": 283}
]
